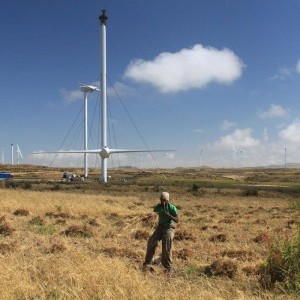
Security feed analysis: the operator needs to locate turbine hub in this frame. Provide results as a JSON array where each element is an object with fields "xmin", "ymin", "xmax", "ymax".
[{"xmin": 100, "ymin": 147, "xmax": 110, "ymax": 158}]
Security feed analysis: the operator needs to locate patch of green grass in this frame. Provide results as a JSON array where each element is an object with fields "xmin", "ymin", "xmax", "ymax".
[
  {"xmin": 46, "ymin": 289, "xmax": 61, "ymax": 299},
  {"xmin": 4, "ymin": 180, "xmax": 32, "ymax": 190},
  {"xmin": 177, "ymin": 264, "xmax": 203, "ymax": 279},
  {"xmin": 291, "ymin": 199, "xmax": 300, "ymax": 211},
  {"xmin": 28, "ymin": 223, "xmax": 56, "ymax": 235},
  {"xmin": 260, "ymin": 225, "xmax": 300, "ymax": 292}
]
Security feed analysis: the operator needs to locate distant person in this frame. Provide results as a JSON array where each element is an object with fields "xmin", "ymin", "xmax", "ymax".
[{"xmin": 143, "ymin": 191, "xmax": 179, "ymax": 274}]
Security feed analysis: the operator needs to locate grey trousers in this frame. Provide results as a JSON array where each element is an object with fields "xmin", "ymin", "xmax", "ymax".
[{"xmin": 144, "ymin": 225, "xmax": 175, "ymax": 270}]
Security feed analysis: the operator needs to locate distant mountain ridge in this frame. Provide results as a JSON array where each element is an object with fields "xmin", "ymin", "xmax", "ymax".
[{"xmin": 262, "ymin": 163, "xmax": 300, "ymax": 169}]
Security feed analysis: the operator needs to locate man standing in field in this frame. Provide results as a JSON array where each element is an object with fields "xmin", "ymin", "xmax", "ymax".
[{"xmin": 143, "ymin": 192, "xmax": 179, "ymax": 273}]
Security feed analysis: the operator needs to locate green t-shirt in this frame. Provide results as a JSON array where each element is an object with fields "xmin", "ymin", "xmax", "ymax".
[{"xmin": 153, "ymin": 202, "xmax": 177, "ymax": 225}]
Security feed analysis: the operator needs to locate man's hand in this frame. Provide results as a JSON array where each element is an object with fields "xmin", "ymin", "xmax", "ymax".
[{"xmin": 165, "ymin": 212, "xmax": 179, "ymax": 223}]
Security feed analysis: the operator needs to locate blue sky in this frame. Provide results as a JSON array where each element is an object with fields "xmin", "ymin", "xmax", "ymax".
[{"xmin": 1, "ymin": 0, "xmax": 300, "ymax": 169}]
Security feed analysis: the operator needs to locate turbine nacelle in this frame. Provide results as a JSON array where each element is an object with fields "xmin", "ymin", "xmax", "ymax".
[
  {"xmin": 80, "ymin": 84, "xmax": 100, "ymax": 93},
  {"xmin": 100, "ymin": 146, "xmax": 110, "ymax": 158}
]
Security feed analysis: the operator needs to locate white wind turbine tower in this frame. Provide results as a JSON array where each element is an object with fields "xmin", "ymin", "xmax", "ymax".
[
  {"xmin": 16, "ymin": 144, "xmax": 23, "ymax": 165},
  {"xmin": 11, "ymin": 144, "xmax": 14, "ymax": 165},
  {"xmin": 240, "ymin": 149, "xmax": 245, "ymax": 167},
  {"xmin": 199, "ymin": 148, "xmax": 203, "ymax": 167},
  {"xmin": 232, "ymin": 144, "xmax": 237, "ymax": 167},
  {"xmin": 80, "ymin": 84, "xmax": 100, "ymax": 177},
  {"xmin": 33, "ymin": 10, "xmax": 173, "ymax": 183},
  {"xmin": 0, "ymin": 148, "xmax": 4, "ymax": 164},
  {"xmin": 284, "ymin": 145, "xmax": 287, "ymax": 169}
]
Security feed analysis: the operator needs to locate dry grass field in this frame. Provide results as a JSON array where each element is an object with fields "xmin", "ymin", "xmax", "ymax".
[{"xmin": 0, "ymin": 165, "xmax": 300, "ymax": 299}]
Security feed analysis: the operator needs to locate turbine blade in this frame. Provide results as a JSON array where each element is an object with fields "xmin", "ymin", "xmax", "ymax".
[
  {"xmin": 109, "ymin": 149, "xmax": 175, "ymax": 154},
  {"xmin": 32, "ymin": 149, "xmax": 102, "ymax": 155}
]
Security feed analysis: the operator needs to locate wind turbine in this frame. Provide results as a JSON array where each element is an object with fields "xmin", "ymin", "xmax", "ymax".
[
  {"xmin": 80, "ymin": 84, "xmax": 100, "ymax": 177},
  {"xmin": 16, "ymin": 144, "xmax": 23, "ymax": 165},
  {"xmin": 33, "ymin": 10, "xmax": 174, "ymax": 183},
  {"xmin": 284, "ymin": 145, "xmax": 287, "ymax": 169},
  {"xmin": 199, "ymin": 148, "xmax": 203, "ymax": 167},
  {"xmin": 0, "ymin": 148, "xmax": 4, "ymax": 164},
  {"xmin": 11, "ymin": 144, "xmax": 14, "ymax": 165},
  {"xmin": 232, "ymin": 144, "xmax": 237, "ymax": 167},
  {"xmin": 240, "ymin": 149, "xmax": 245, "ymax": 167}
]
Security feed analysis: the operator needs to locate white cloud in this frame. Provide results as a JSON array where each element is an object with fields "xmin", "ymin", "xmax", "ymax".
[
  {"xmin": 165, "ymin": 152, "xmax": 175, "ymax": 160},
  {"xmin": 258, "ymin": 104, "xmax": 289, "ymax": 119},
  {"xmin": 125, "ymin": 44, "xmax": 244, "ymax": 93},
  {"xmin": 108, "ymin": 81, "xmax": 135, "ymax": 98},
  {"xmin": 213, "ymin": 128, "xmax": 260, "ymax": 150},
  {"xmin": 194, "ymin": 128, "xmax": 204, "ymax": 134},
  {"xmin": 263, "ymin": 127, "xmax": 269, "ymax": 142},
  {"xmin": 61, "ymin": 89, "xmax": 82, "ymax": 103},
  {"xmin": 270, "ymin": 67, "xmax": 293, "ymax": 80},
  {"xmin": 221, "ymin": 120, "xmax": 236, "ymax": 130},
  {"xmin": 279, "ymin": 120, "xmax": 300, "ymax": 144},
  {"xmin": 28, "ymin": 151, "xmax": 87, "ymax": 168}
]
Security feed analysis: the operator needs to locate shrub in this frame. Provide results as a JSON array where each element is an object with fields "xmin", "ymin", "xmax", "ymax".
[
  {"xmin": 254, "ymin": 233, "xmax": 270, "ymax": 244},
  {"xmin": 62, "ymin": 225, "xmax": 93, "ymax": 238},
  {"xmin": 209, "ymin": 233, "xmax": 227, "ymax": 243},
  {"xmin": 189, "ymin": 184, "xmax": 205, "ymax": 196},
  {"xmin": 191, "ymin": 183, "xmax": 200, "ymax": 192},
  {"xmin": 4, "ymin": 180, "xmax": 32, "ymax": 190},
  {"xmin": 153, "ymin": 184, "xmax": 160, "ymax": 192},
  {"xmin": 204, "ymin": 259, "xmax": 237, "ymax": 278},
  {"xmin": 259, "ymin": 225, "xmax": 300, "ymax": 291},
  {"xmin": 13, "ymin": 209, "xmax": 29, "ymax": 216},
  {"xmin": 174, "ymin": 229, "xmax": 196, "ymax": 242},
  {"xmin": 52, "ymin": 183, "xmax": 61, "ymax": 191},
  {"xmin": 4, "ymin": 180, "xmax": 17, "ymax": 189},
  {"xmin": 242, "ymin": 189, "xmax": 258, "ymax": 197},
  {"xmin": 23, "ymin": 182, "xmax": 32, "ymax": 190},
  {"xmin": 133, "ymin": 229, "xmax": 149, "ymax": 240},
  {"xmin": 173, "ymin": 248, "xmax": 192, "ymax": 260},
  {"xmin": 47, "ymin": 243, "xmax": 66, "ymax": 253},
  {"xmin": 28, "ymin": 216, "xmax": 45, "ymax": 226},
  {"xmin": 0, "ymin": 222, "xmax": 15, "ymax": 236},
  {"xmin": 0, "ymin": 242, "xmax": 15, "ymax": 254},
  {"xmin": 87, "ymin": 218, "xmax": 99, "ymax": 227}
]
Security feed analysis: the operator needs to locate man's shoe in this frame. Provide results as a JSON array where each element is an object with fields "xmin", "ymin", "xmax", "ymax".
[
  {"xmin": 164, "ymin": 268, "xmax": 175, "ymax": 276},
  {"xmin": 142, "ymin": 264, "xmax": 155, "ymax": 273}
]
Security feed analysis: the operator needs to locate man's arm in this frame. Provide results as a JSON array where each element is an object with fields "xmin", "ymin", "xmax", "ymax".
[{"xmin": 165, "ymin": 212, "xmax": 179, "ymax": 223}]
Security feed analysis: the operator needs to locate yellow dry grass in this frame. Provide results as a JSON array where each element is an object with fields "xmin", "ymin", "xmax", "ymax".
[{"xmin": 0, "ymin": 187, "xmax": 299, "ymax": 299}]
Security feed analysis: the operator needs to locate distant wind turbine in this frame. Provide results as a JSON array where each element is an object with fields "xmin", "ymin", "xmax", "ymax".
[
  {"xmin": 11, "ymin": 144, "xmax": 14, "ymax": 165},
  {"xmin": 16, "ymin": 144, "xmax": 23, "ymax": 165},
  {"xmin": 232, "ymin": 144, "xmax": 237, "ymax": 167},
  {"xmin": 199, "ymin": 148, "xmax": 203, "ymax": 167},
  {"xmin": 284, "ymin": 145, "xmax": 287, "ymax": 169},
  {"xmin": 240, "ymin": 149, "xmax": 245, "ymax": 167},
  {"xmin": 0, "ymin": 148, "xmax": 4, "ymax": 164}
]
